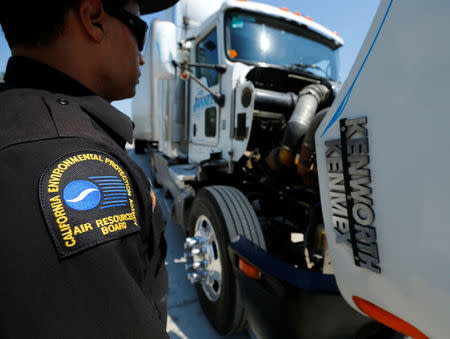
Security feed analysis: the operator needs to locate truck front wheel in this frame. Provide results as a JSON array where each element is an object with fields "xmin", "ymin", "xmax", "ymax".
[{"xmin": 185, "ymin": 186, "xmax": 266, "ymax": 335}]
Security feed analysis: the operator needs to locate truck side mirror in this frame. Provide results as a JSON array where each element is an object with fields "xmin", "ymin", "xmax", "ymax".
[{"xmin": 150, "ymin": 20, "xmax": 177, "ymax": 80}]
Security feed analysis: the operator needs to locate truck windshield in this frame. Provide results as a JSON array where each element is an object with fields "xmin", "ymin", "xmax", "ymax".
[{"xmin": 225, "ymin": 10, "xmax": 342, "ymax": 82}]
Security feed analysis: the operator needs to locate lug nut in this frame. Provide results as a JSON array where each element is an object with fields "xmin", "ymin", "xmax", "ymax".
[
  {"xmin": 185, "ymin": 260, "xmax": 209, "ymax": 271},
  {"xmin": 199, "ymin": 259, "xmax": 209, "ymax": 268},
  {"xmin": 187, "ymin": 269, "xmax": 207, "ymax": 284},
  {"xmin": 192, "ymin": 247, "xmax": 207, "ymax": 256},
  {"xmin": 184, "ymin": 237, "xmax": 204, "ymax": 250},
  {"xmin": 187, "ymin": 272, "xmax": 200, "ymax": 284}
]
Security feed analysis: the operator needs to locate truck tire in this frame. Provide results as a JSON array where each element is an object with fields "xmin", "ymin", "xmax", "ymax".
[
  {"xmin": 187, "ymin": 186, "xmax": 266, "ymax": 335},
  {"xmin": 134, "ymin": 139, "xmax": 146, "ymax": 154}
]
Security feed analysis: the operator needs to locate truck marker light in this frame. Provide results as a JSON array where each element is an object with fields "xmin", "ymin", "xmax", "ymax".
[
  {"xmin": 334, "ymin": 31, "xmax": 340, "ymax": 37},
  {"xmin": 352, "ymin": 296, "xmax": 429, "ymax": 339},
  {"xmin": 280, "ymin": 7, "xmax": 289, "ymax": 12},
  {"xmin": 305, "ymin": 16, "xmax": 313, "ymax": 21},
  {"xmin": 239, "ymin": 258, "xmax": 261, "ymax": 280},
  {"xmin": 293, "ymin": 11, "xmax": 302, "ymax": 17},
  {"xmin": 229, "ymin": 49, "xmax": 238, "ymax": 59}
]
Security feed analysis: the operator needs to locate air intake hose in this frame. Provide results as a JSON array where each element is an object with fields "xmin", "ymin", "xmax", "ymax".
[
  {"xmin": 254, "ymin": 89, "xmax": 298, "ymax": 114},
  {"xmin": 266, "ymin": 84, "xmax": 330, "ymax": 172},
  {"xmin": 281, "ymin": 84, "xmax": 330, "ymax": 149}
]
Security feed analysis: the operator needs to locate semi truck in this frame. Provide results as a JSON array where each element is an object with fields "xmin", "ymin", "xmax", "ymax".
[{"xmin": 132, "ymin": 0, "xmax": 401, "ymax": 337}]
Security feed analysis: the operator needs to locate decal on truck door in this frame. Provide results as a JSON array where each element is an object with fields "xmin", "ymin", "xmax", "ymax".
[{"xmin": 325, "ymin": 117, "xmax": 380, "ymax": 273}]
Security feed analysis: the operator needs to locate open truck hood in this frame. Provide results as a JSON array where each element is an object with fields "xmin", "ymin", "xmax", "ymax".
[{"xmin": 316, "ymin": 1, "xmax": 450, "ymax": 338}]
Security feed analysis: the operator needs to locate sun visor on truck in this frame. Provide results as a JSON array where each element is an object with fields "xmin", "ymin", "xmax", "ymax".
[{"xmin": 139, "ymin": 0, "xmax": 179, "ymax": 14}]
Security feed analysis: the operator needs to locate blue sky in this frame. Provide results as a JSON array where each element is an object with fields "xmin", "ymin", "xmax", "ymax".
[{"xmin": 0, "ymin": 0, "xmax": 380, "ymax": 114}]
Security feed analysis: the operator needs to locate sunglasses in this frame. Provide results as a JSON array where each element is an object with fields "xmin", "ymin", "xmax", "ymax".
[{"xmin": 104, "ymin": 7, "xmax": 148, "ymax": 51}]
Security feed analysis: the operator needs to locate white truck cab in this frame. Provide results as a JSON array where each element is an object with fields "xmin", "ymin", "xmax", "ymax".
[{"xmin": 133, "ymin": 0, "xmax": 343, "ymax": 164}]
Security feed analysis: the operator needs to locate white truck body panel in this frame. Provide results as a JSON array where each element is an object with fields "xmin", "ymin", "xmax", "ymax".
[
  {"xmin": 316, "ymin": 0, "xmax": 450, "ymax": 337},
  {"xmin": 132, "ymin": 20, "xmax": 178, "ymax": 143},
  {"xmin": 132, "ymin": 36, "xmax": 153, "ymax": 141},
  {"xmin": 166, "ymin": 0, "xmax": 225, "ymax": 32}
]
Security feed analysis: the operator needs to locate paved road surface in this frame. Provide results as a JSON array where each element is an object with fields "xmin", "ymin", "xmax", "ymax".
[{"xmin": 128, "ymin": 149, "xmax": 250, "ymax": 339}]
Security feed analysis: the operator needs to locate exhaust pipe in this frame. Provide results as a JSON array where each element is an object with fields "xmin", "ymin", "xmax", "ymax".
[{"xmin": 266, "ymin": 84, "xmax": 330, "ymax": 171}]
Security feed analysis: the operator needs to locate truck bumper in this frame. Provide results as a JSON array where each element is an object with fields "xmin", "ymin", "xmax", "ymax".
[{"xmin": 228, "ymin": 237, "xmax": 375, "ymax": 339}]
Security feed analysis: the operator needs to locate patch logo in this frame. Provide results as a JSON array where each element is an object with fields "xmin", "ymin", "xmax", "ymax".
[
  {"xmin": 63, "ymin": 180, "xmax": 101, "ymax": 210},
  {"xmin": 40, "ymin": 151, "xmax": 141, "ymax": 259}
]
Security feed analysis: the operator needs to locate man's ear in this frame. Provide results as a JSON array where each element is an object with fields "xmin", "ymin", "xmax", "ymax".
[{"xmin": 78, "ymin": 0, "xmax": 106, "ymax": 43}]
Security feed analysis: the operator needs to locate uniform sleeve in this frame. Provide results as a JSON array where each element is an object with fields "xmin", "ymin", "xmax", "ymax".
[{"xmin": 0, "ymin": 138, "xmax": 169, "ymax": 339}]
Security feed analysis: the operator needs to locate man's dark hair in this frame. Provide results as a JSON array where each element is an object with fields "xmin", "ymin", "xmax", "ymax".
[{"xmin": 0, "ymin": 0, "xmax": 128, "ymax": 48}]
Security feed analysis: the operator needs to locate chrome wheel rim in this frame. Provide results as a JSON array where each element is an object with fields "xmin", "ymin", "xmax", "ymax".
[{"xmin": 193, "ymin": 215, "xmax": 222, "ymax": 302}]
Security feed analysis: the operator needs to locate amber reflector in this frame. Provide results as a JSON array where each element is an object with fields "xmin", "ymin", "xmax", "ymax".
[
  {"xmin": 280, "ymin": 7, "xmax": 289, "ymax": 12},
  {"xmin": 352, "ymin": 296, "xmax": 429, "ymax": 339},
  {"xmin": 181, "ymin": 71, "xmax": 189, "ymax": 80},
  {"xmin": 229, "ymin": 49, "xmax": 238, "ymax": 59},
  {"xmin": 293, "ymin": 11, "xmax": 302, "ymax": 16},
  {"xmin": 239, "ymin": 258, "xmax": 261, "ymax": 280}
]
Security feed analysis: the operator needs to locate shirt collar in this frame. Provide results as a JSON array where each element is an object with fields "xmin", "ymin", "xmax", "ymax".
[
  {"xmin": 4, "ymin": 56, "xmax": 95, "ymax": 97},
  {"xmin": 3, "ymin": 56, "xmax": 134, "ymax": 145},
  {"xmin": 78, "ymin": 96, "xmax": 134, "ymax": 144}
]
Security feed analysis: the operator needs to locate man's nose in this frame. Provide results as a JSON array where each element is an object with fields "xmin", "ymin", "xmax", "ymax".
[{"xmin": 139, "ymin": 53, "xmax": 145, "ymax": 66}]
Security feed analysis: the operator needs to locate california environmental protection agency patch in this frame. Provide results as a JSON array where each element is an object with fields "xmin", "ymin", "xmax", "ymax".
[{"xmin": 39, "ymin": 151, "xmax": 141, "ymax": 259}]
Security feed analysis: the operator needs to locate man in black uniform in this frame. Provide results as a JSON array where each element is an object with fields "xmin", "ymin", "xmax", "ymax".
[{"xmin": 0, "ymin": 0, "xmax": 177, "ymax": 338}]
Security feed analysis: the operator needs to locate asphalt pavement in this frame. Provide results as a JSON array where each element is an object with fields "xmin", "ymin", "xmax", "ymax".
[{"xmin": 128, "ymin": 149, "xmax": 250, "ymax": 339}]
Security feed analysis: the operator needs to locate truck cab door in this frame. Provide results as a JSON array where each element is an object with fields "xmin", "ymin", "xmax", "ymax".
[{"xmin": 189, "ymin": 28, "xmax": 221, "ymax": 150}]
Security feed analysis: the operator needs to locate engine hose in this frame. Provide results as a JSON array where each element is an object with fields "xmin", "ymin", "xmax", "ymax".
[
  {"xmin": 281, "ymin": 84, "xmax": 330, "ymax": 149},
  {"xmin": 254, "ymin": 89, "xmax": 298, "ymax": 114},
  {"xmin": 297, "ymin": 108, "xmax": 328, "ymax": 178},
  {"xmin": 302, "ymin": 108, "xmax": 329, "ymax": 152}
]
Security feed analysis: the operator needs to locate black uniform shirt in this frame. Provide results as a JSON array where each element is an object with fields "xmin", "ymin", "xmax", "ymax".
[{"xmin": 0, "ymin": 57, "xmax": 169, "ymax": 339}]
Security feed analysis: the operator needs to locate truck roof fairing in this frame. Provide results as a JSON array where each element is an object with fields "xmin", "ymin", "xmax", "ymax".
[{"xmin": 221, "ymin": 0, "xmax": 344, "ymax": 47}]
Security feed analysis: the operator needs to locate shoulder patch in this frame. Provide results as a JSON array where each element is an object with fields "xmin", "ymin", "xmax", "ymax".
[{"xmin": 39, "ymin": 151, "xmax": 141, "ymax": 259}]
